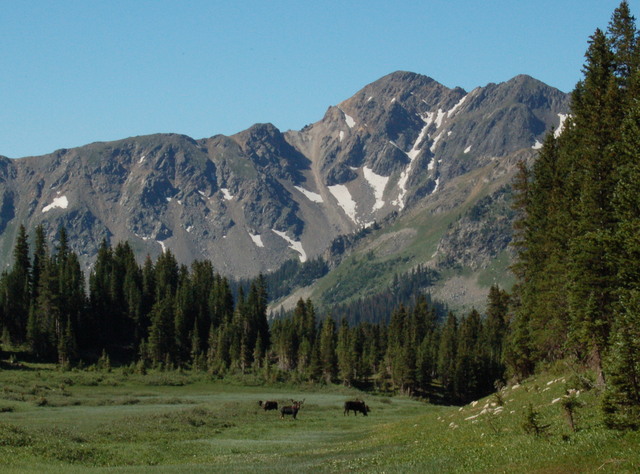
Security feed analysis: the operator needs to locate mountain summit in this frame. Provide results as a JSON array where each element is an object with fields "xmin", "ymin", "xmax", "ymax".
[{"xmin": 0, "ymin": 72, "xmax": 569, "ymax": 292}]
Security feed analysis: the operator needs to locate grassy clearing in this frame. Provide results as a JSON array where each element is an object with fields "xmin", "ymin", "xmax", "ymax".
[
  {"xmin": 0, "ymin": 364, "xmax": 639, "ymax": 472},
  {"xmin": 0, "ymin": 366, "xmax": 424, "ymax": 472}
]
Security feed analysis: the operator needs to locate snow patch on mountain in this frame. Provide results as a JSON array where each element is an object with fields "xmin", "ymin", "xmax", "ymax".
[
  {"xmin": 272, "ymin": 229, "xmax": 307, "ymax": 262},
  {"xmin": 42, "ymin": 196, "xmax": 69, "ymax": 213},
  {"xmin": 424, "ymin": 110, "xmax": 436, "ymax": 127},
  {"xmin": 221, "ymin": 188, "xmax": 234, "ymax": 200},
  {"xmin": 337, "ymin": 107, "xmax": 356, "ymax": 129},
  {"xmin": 449, "ymin": 95, "xmax": 468, "ymax": 116},
  {"xmin": 344, "ymin": 113, "xmax": 356, "ymax": 128},
  {"xmin": 464, "ymin": 145, "xmax": 472, "ymax": 154},
  {"xmin": 432, "ymin": 177, "xmax": 440, "ymax": 194},
  {"xmin": 407, "ymin": 120, "xmax": 430, "ymax": 160},
  {"xmin": 295, "ymin": 185, "xmax": 323, "ymax": 203},
  {"xmin": 249, "ymin": 232, "xmax": 264, "ymax": 248},
  {"xmin": 328, "ymin": 184, "xmax": 358, "ymax": 223},
  {"xmin": 430, "ymin": 131, "xmax": 444, "ymax": 153},
  {"xmin": 393, "ymin": 116, "xmax": 432, "ymax": 209},
  {"xmin": 363, "ymin": 167, "xmax": 388, "ymax": 210},
  {"xmin": 532, "ymin": 140, "xmax": 543, "ymax": 150},
  {"xmin": 434, "ymin": 109, "xmax": 447, "ymax": 128}
]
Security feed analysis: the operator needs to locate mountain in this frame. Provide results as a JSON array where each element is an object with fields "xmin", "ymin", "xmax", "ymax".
[{"xmin": 0, "ymin": 71, "xmax": 569, "ymax": 310}]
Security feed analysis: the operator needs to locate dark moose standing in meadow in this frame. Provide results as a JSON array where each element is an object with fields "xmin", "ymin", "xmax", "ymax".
[
  {"xmin": 258, "ymin": 400, "xmax": 278, "ymax": 411},
  {"xmin": 280, "ymin": 399, "xmax": 304, "ymax": 419},
  {"xmin": 344, "ymin": 400, "xmax": 369, "ymax": 416}
]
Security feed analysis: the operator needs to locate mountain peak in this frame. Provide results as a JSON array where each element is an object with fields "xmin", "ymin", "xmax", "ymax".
[
  {"xmin": 0, "ymin": 71, "xmax": 570, "ymax": 287},
  {"xmin": 360, "ymin": 71, "xmax": 445, "ymax": 97}
]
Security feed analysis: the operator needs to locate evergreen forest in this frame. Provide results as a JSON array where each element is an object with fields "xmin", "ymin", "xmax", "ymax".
[
  {"xmin": 0, "ymin": 224, "xmax": 509, "ymax": 405},
  {"xmin": 508, "ymin": 1, "xmax": 640, "ymax": 429}
]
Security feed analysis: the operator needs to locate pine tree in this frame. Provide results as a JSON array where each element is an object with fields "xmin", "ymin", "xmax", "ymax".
[
  {"xmin": 525, "ymin": 133, "xmax": 573, "ymax": 359},
  {"xmin": 154, "ymin": 249, "xmax": 179, "ymax": 300},
  {"xmin": 88, "ymin": 239, "xmax": 115, "ymax": 354},
  {"xmin": 510, "ymin": 160, "xmax": 532, "ymax": 284},
  {"xmin": 1, "ymin": 225, "xmax": 31, "ymax": 343},
  {"xmin": 437, "ymin": 312, "xmax": 458, "ymax": 399},
  {"xmin": 453, "ymin": 309, "xmax": 483, "ymax": 402},
  {"xmin": 337, "ymin": 318, "xmax": 356, "ymax": 386},
  {"xmin": 209, "ymin": 274, "xmax": 234, "ymax": 327},
  {"xmin": 319, "ymin": 316, "xmax": 337, "ymax": 383},
  {"xmin": 602, "ymin": 290, "xmax": 640, "ymax": 429},
  {"xmin": 292, "ymin": 299, "xmax": 308, "ymax": 374},
  {"xmin": 246, "ymin": 275, "xmax": 270, "ymax": 364},
  {"xmin": 482, "ymin": 285, "xmax": 509, "ymax": 385},
  {"xmin": 30, "ymin": 225, "xmax": 47, "ymax": 302},
  {"xmin": 411, "ymin": 295, "xmax": 438, "ymax": 391},
  {"xmin": 190, "ymin": 260, "xmax": 215, "ymax": 353},
  {"xmin": 416, "ymin": 332, "xmax": 437, "ymax": 392},
  {"xmin": 289, "ymin": 298, "xmax": 317, "ymax": 376},
  {"xmin": 174, "ymin": 265, "xmax": 195, "ymax": 365},
  {"xmin": 567, "ymin": 31, "xmax": 621, "ymax": 383},
  {"xmin": 147, "ymin": 295, "xmax": 176, "ymax": 366},
  {"xmin": 608, "ymin": 1, "xmax": 640, "ymax": 89},
  {"xmin": 602, "ymin": 81, "xmax": 640, "ymax": 427},
  {"xmin": 141, "ymin": 255, "xmax": 156, "ymax": 319},
  {"xmin": 57, "ymin": 316, "xmax": 77, "ymax": 368},
  {"xmin": 28, "ymin": 253, "xmax": 59, "ymax": 360}
]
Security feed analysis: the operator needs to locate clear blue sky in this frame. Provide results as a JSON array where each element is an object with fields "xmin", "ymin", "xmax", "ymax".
[{"xmin": 0, "ymin": 0, "xmax": 633, "ymax": 158}]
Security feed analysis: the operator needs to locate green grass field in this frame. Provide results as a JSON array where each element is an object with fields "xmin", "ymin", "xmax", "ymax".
[{"xmin": 1, "ymin": 365, "xmax": 639, "ymax": 472}]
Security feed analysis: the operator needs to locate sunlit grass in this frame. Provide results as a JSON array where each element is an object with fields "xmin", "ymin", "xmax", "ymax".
[{"xmin": 1, "ymin": 365, "xmax": 639, "ymax": 472}]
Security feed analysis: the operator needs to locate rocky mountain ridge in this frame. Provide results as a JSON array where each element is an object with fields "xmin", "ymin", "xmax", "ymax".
[{"xmin": 0, "ymin": 72, "xmax": 570, "ymax": 305}]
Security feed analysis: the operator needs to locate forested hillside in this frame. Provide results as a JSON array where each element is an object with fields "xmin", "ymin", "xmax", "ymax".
[
  {"xmin": 0, "ymin": 224, "xmax": 508, "ymax": 403},
  {"xmin": 507, "ymin": 1, "xmax": 640, "ymax": 429}
]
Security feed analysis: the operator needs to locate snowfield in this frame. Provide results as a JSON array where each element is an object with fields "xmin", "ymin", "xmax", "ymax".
[
  {"xmin": 328, "ymin": 184, "xmax": 358, "ymax": 223},
  {"xmin": 42, "ymin": 196, "xmax": 69, "ymax": 213}
]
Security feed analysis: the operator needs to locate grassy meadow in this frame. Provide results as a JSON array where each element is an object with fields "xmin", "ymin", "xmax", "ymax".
[{"xmin": 0, "ymin": 363, "xmax": 639, "ymax": 472}]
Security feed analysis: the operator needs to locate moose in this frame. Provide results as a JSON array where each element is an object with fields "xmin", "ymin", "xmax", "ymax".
[
  {"xmin": 280, "ymin": 399, "xmax": 304, "ymax": 419},
  {"xmin": 344, "ymin": 399, "xmax": 370, "ymax": 416},
  {"xmin": 258, "ymin": 400, "xmax": 278, "ymax": 411}
]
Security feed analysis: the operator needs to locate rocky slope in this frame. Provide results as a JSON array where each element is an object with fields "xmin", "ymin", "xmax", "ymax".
[{"xmin": 0, "ymin": 71, "xmax": 569, "ymax": 307}]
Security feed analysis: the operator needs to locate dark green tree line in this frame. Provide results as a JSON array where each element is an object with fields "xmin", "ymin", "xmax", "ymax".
[
  {"xmin": 0, "ymin": 227, "xmax": 507, "ymax": 403},
  {"xmin": 508, "ymin": 1, "xmax": 640, "ymax": 428}
]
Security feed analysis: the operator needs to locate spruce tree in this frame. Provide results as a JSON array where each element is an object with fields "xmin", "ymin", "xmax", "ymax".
[
  {"xmin": 437, "ymin": 312, "xmax": 458, "ymax": 399},
  {"xmin": 30, "ymin": 225, "xmax": 47, "ymax": 302},
  {"xmin": 602, "ymin": 290, "xmax": 640, "ymax": 429},
  {"xmin": 319, "ymin": 316, "xmax": 337, "ymax": 383},
  {"xmin": 2, "ymin": 225, "xmax": 31, "ymax": 343},
  {"xmin": 608, "ymin": 1, "xmax": 640, "ymax": 89},
  {"xmin": 190, "ymin": 260, "xmax": 215, "ymax": 353},
  {"xmin": 174, "ymin": 266, "xmax": 194, "ymax": 365},
  {"xmin": 454, "ymin": 309, "xmax": 483, "ymax": 402},
  {"xmin": 482, "ymin": 285, "xmax": 509, "ymax": 385},
  {"xmin": 88, "ymin": 239, "xmax": 115, "ymax": 353},
  {"xmin": 147, "ymin": 295, "xmax": 176, "ymax": 366},
  {"xmin": 29, "ymin": 253, "xmax": 59, "ymax": 360},
  {"xmin": 336, "ymin": 318, "xmax": 356, "ymax": 386}
]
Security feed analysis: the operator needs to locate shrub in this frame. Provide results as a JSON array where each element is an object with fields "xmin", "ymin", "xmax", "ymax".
[{"xmin": 522, "ymin": 403, "xmax": 550, "ymax": 437}]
